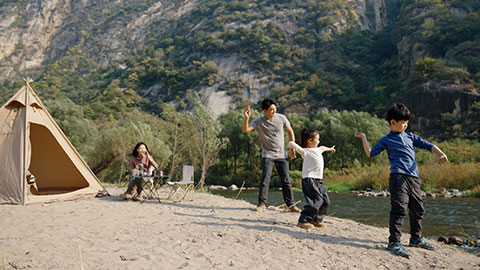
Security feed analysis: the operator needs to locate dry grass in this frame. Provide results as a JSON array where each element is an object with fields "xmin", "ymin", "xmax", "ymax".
[
  {"xmin": 420, "ymin": 163, "xmax": 480, "ymax": 191},
  {"xmin": 324, "ymin": 163, "xmax": 480, "ymax": 192},
  {"xmin": 466, "ymin": 185, "xmax": 480, "ymax": 198}
]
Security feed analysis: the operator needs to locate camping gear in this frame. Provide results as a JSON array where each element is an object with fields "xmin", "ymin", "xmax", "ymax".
[{"xmin": 0, "ymin": 79, "xmax": 107, "ymax": 205}]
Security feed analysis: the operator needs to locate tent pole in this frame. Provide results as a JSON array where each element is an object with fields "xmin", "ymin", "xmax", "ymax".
[{"xmin": 21, "ymin": 78, "xmax": 31, "ymax": 205}]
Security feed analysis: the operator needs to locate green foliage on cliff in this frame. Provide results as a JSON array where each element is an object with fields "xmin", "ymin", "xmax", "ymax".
[
  {"xmin": 1, "ymin": 0, "xmax": 479, "ymax": 187},
  {"xmin": 15, "ymin": 0, "xmax": 476, "ymax": 118}
]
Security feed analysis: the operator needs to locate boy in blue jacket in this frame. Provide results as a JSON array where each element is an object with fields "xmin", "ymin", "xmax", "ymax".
[{"xmin": 355, "ymin": 103, "xmax": 448, "ymax": 258}]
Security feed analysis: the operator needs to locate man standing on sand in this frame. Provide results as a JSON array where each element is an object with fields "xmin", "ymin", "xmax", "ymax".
[{"xmin": 242, "ymin": 98, "xmax": 301, "ymax": 212}]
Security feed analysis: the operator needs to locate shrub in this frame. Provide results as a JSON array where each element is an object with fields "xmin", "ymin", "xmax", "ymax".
[
  {"xmin": 325, "ymin": 182, "xmax": 352, "ymax": 192},
  {"xmin": 325, "ymin": 165, "xmax": 390, "ymax": 191},
  {"xmin": 321, "ymin": 162, "xmax": 480, "ymax": 192},
  {"xmin": 466, "ymin": 185, "xmax": 480, "ymax": 198},
  {"xmin": 420, "ymin": 163, "xmax": 480, "ymax": 191}
]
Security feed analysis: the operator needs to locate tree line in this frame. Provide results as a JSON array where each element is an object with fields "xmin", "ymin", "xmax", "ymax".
[{"xmin": 36, "ymin": 94, "xmax": 479, "ymax": 190}]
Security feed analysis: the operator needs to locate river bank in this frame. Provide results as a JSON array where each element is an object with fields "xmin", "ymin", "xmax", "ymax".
[
  {"xmin": 211, "ymin": 188, "xmax": 480, "ymax": 254},
  {"xmin": 1, "ymin": 187, "xmax": 478, "ymax": 269},
  {"xmin": 208, "ymin": 184, "xmax": 474, "ymax": 198}
]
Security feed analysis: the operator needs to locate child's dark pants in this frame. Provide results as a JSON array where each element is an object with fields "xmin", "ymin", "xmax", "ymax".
[
  {"xmin": 298, "ymin": 177, "xmax": 329, "ymax": 223},
  {"xmin": 388, "ymin": 173, "xmax": 424, "ymax": 243}
]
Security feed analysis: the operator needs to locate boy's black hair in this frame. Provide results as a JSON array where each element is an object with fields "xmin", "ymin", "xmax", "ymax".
[
  {"xmin": 300, "ymin": 128, "xmax": 319, "ymax": 148},
  {"xmin": 386, "ymin": 103, "xmax": 411, "ymax": 124},
  {"xmin": 132, "ymin": 142, "xmax": 150, "ymax": 157},
  {"xmin": 261, "ymin": 98, "xmax": 277, "ymax": 110}
]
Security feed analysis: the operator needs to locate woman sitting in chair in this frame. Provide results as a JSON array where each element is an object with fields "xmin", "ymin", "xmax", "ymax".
[{"xmin": 121, "ymin": 142, "xmax": 158, "ymax": 201}]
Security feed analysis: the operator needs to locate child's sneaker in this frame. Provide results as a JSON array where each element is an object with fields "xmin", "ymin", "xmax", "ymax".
[
  {"xmin": 310, "ymin": 221, "xmax": 326, "ymax": 228},
  {"xmin": 387, "ymin": 242, "xmax": 411, "ymax": 258},
  {"xmin": 297, "ymin": 222, "xmax": 314, "ymax": 230},
  {"xmin": 409, "ymin": 238, "xmax": 434, "ymax": 250}
]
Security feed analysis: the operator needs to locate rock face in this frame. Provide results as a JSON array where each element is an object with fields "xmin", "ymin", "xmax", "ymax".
[
  {"xmin": 0, "ymin": 0, "xmax": 65, "ymax": 80},
  {"xmin": 395, "ymin": 5, "xmax": 470, "ymax": 75},
  {"xmin": 198, "ymin": 55, "xmax": 280, "ymax": 117},
  {"xmin": 0, "ymin": 0, "xmax": 393, "ymax": 116},
  {"xmin": 0, "ymin": 0, "xmax": 200, "ymax": 81},
  {"xmin": 348, "ymin": 0, "xmax": 389, "ymax": 32},
  {"xmin": 398, "ymin": 80, "xmax": 480, "ymax": 128},
  {"xmin": 4, "ymin": 0, "xmax": 476, "ymax": 125},
  {"xmin": 397, "ymin": 34, "xmax": 426, "ymax": 75},
  {"xmin": 197, "ymin": 0, "xmax": 391, "ymax": 116}
]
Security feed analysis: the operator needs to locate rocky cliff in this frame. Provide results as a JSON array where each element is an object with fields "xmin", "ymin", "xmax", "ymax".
[
  {"xmin": 0, "ymin": 0, "xmax": 65, "ymax": 80},
  {"xmin": 393, "ymin": 2, "xmax": 480, "ymax": 129},
  {"xmin": 1, "ymin": 0, "xmax": 478, "ymax": 124},
  {"xmin": 1, "ymin": 0, "xmax": 390, "ymax": 99},
  {"xmin": 399, "ymin": 79, "xmax": 480, "ymax": 128},
  {"xmin": 192, "ymin": 0, "xmax": 393, "ymax": 116},
  {"xmin": 0, "ymin": 0, "xmax": 199, "ymax": 80}
]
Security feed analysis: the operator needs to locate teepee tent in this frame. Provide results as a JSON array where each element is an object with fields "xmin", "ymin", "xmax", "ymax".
[{"xmin": 0, "ymin": 79, "xmax": 107, "ymax": 205}]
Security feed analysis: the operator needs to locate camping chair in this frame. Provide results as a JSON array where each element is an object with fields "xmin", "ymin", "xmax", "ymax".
[{"xmin": 167, "ymin": 165, "xmax": 194, "ymax": 202}]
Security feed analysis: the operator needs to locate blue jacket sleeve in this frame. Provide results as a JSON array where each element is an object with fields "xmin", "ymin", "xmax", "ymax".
[
  {"xmin": 370, "ymin": 138, "xmax": 385, "ymax": 157},
  {"xmin": 411, "ymin": 133, "xmax": 434, "ymax": 151}
]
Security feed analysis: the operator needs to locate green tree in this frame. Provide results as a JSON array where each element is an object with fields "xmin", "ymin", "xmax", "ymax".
[
  {"xmin": 308, "ymin": 110, "xmax": 389, "ymax": 169},
  {"xmin": 87, "ymin": 109, "xmax": 171, "ymax": 181},
  {"xmin": 43, "ymin": 97, "xmax": 98, "ymax": 159},
  {"xmin": 218, "ymin": 110, "xmax": 260, "ymax": 175},
  {"xmin": 0, "ymin": 80, "xmax": 22, "ymax": 105},
  {"xmin": 186, "ymin": 97, "xmax": 227, "ymax": 189},
  {"xmin": 161, "ymin": 103, "xmax": 189, "ymax": 182},
  {"xmin": 412, "ymin": 57, "xmax": 441, "ymax": 83}
]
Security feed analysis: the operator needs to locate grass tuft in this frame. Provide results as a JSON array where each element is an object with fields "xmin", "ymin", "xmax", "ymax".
[
  {"xmin": 322, "ymin": 163, "xmax": 480, "ymax": 193},
  {"xmin": 465, "ymin": 185, "xmax": 480, "ymax": 198}
]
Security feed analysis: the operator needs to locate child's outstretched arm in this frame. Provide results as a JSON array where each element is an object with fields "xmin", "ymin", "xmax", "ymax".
[
  {"xmin": 354, "ymin": 132, "xmax": 371, "ymax": 157},
  {"xmin": 288, "ymin": 141, "xmax": 305, "ymax": 158},
  {"xmin": 286, "ymin": 126, "xmax": 296, "ymax": 160},
  {"xmin": 324, "ymin": 145, "xmax": 336, "ymax": 153},
  {"xmin": 432, "ymin": 145, "xmax": 448, "ymax": 164}
]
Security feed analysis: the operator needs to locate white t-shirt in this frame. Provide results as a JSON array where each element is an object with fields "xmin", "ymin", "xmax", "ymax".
[{"xmin": 289, "ymin": 141, "xmax": 326, "ymax": 179}]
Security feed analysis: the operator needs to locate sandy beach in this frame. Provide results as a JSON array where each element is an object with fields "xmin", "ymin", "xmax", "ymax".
[{"xmin": 1, "ymin": 187, "xmax": 478, "ymax": 269}]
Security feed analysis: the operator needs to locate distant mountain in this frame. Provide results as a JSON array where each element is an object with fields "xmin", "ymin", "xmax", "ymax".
[
  {"xmin": 0, "ymin": 0, "xmax": 198, "ymax": 80},
  {"xmin": 1, "ymin": 0, "xmax": 479, "ymax": 127}
]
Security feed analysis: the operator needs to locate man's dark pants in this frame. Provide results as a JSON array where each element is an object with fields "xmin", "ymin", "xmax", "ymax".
[
  {"xmin": 298, "ymin": 177, "xmax": 329, "ymax": 223},
  {"xmin": 258, "ymin": 158, "xmax": 295, "ymax": 206},
  {"xmin": 388, "ymin": 173, "xmax": 424, "ymax": 243}
]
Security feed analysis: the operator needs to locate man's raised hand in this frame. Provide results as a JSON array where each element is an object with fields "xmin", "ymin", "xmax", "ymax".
[{"xmin": 244, "ymin": 105, "xmax": 251, "ymax": 118}]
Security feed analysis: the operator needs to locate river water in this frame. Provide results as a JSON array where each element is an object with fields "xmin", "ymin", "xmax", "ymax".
[{"xmin": 211, "ymin": 189, "xmax": 480, "ymax": 244}]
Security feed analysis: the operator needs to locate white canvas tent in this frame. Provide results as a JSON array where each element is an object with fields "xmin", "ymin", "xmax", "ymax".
[{"xmin": 0, "ymin": 79, "xmax": 108, "ymax": 205}]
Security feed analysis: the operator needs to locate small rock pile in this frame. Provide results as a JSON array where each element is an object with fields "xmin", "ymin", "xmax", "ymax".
[
  {"xmin": 352, "ymin": 188, "xmax": 467, "ymax": 198},
  {"xmin": 425, "ymin": 188, "xmax": 466, "ymax": 198},
  {"xmin": 207, "ymin": 184, "xmax": 247, "ymax": 191},
  {"xmin": 437, "ymin": 236, "xmax": 480, "ymax": 254}
]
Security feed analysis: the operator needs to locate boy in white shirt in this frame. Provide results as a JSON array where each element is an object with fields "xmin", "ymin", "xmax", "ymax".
[{"xmin": 289, "ymin": 128, "xmax": 336, "ymax": 229}]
